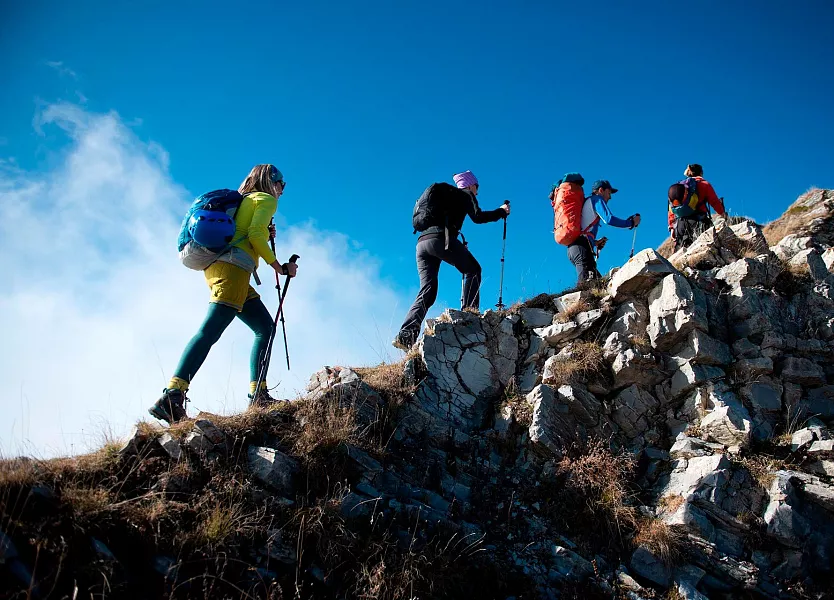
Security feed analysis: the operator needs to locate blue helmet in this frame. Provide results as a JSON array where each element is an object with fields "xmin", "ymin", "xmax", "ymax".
[{"xmin": 188, "ymin": 209, "xmax": 235, "ymax": 249}]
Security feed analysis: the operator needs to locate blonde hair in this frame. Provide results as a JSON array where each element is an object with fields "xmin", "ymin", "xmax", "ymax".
[
  {"xmin": 238, "ymin": 164, "xmax": 283, "ymax": 197},
  {"xmin": 684, "ymin": 163, "xmax": 703, "ymax": 177}
]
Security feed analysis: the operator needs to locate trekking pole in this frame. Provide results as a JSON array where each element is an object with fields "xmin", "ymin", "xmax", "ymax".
[
  {"xmin": 253, "ymin": 246, "xmax": 299, "ymax": 403},
  {"xmin": 496, "ymin": 201, "xmax": 510, "ymax": 310},
  {"xmin": 459, "ymin": 233, "xmax": 468, "ymax": 308},
  {"xmin": 630, "ymin": 228, "xmax": 637, "ymax": 259}
]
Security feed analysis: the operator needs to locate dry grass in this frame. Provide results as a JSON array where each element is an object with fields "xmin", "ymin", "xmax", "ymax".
[
  {"xmin": 664, "ymin": 586, "xmax": 685, "ymax": 600},
  {"xmin": 62, "ymin": 486, "xmax": 111, "ymax": 515},
  {"xmin": 355, "ymin": 359, "xmax": 409, "ymax": 397},
  {"xmin": 293, "ymin": 395, "xmax": 360, "ymax": 456},
  {"xmin": 739, "ymin": 455, "xmax": 780, "ymax": 490},
  {"xmin": 557, "ymin": 440, "xmax": 638, "ymax": 532},
  {"xmin": 657, "ymin": 236, "xmax": 675, "ymax": 258},
  {"xmin": 658, "ymin": 494, "xmax": 686, "ymax": 515},
  {"xmin": 554, "ymin": 299, "xmax": 592, "ymax": 324},
  {"xmin": 630, "ymin": 333, "xmax": 653, "ymax": 353},
  {"xmin": 543, "ymin": 342, "xmax": 605, "ymax": 386},
  {"xmin": 634, "ymin": 517, "xmax": 683, "ymax": 566},
  {"xmin": 497, "ymin": 379, "xmax": 533, "ymax": 428},
  {"xmin": 521, "ymin": 293, "xmax": 557, "ymax": 310},
  {"xmin": 192, "ymin": 500, "xmax": 262, "ymax": 549},
  {"xmin": 763, "ymin": 187, "xmax": 827, "ymax": 246}
]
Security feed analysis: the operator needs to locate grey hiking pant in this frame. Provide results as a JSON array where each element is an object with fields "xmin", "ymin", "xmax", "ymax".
[
  {"xmin": 567, "ymin": 236, "xmax": 599, "ymax": 285},
  {"xmin": 398, "ymin": 234, "xmax": 481, "ymax": 341}
]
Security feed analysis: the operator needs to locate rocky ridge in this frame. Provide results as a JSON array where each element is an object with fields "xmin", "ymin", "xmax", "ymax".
[{"xmin": 2, "ymin": 188, "xmax": 834, "ymax": 599}]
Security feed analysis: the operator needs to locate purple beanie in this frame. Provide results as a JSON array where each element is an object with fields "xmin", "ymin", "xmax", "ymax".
[{"xmin": 453, "ymin": 170, "xmax": 479, "ymax": 189}]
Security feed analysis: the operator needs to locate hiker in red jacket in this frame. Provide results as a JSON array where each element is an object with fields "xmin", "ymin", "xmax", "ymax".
[{"xmin": 668, "ymin": 164, "xmax": 727, "ymax": 251}]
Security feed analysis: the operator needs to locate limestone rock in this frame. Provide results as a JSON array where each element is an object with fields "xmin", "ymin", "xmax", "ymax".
[
  {"xmin": 659, "ymin": 454, "xmax": 731, "ymax": 502},
  {"xmin": 647, "ymin": 273, "xmax": 708, "ymax": 352},
  {"xmin": 248, "ymin": 446, "xmax": 299, "ymax": 495},
  {"xmin": 700, "ymin": 403, "xmax": 752, "ymax": 449},
  {"xmin": 553, "ymin": 290, "xmax": 590, "ymax": 314},
  {"xmin": 631, "ymin": 547, "xmax": 671, "ymax": 587},
  {"xmin": 800, "ymin": 386, "xmax": 834, "ymax": 420},
  {"xmin": 158, "ymin": 432, "xmax": 182, "ymax": 460},
  {"xmin": 778, "ymin": 356, "xmax": 826, "ymax": 386},
  {"xmin": 527, "ymin": 384, "xmax": 603, "ymax": 455},
  {"xmin": 186, "ymin": 419, "xmax": 226, "ymax": 454},
  {"xmin": 519, "ymin": 307, "xmax": 554, "ymax": 328},
  {"xmin": 715, "ymin": 258, "xmax": 768, "ymax": 288},
  {"xmin": 610, "ymin": 345, "xmax": 665, "ymax": 389},
  {"xmin": 609, "ymin": 249, "xmax": 679, "ymax": 302},
  {"xmin": 610, "ymin": 385, "xmax": 659, "ymax": 439},
  {"xmin": 740, "ymin": 380, "xmax": 782, "ymax": 412},
  {"xmin": 789, "ymin": 248, "xmax": 831, "ymax": 282},
  {"xmin": 822, "ymin": 247, "xmax": 834, "ymax": 272},
  {"xmin": 606, "ymin": 299, "xmax": 649, "ymax": 338},
  {"xmin": 670, "ymin": 330, "xmax": 731, "ymax": 367},
  {"xmin": 670, "ymin": 363, "xmax": 724, "ymax": 399},
  {"xmin": 771, "ymin": 234, "xmax": 813, "ymax": 262},
  {"xmin": 307, "ymin": 366, "xmax": 385, "ymax": 427},
  {"xmin": 729, "ymin": 220, "xmax": 769, "ymax": 256},
  {"xmin": 534, "ymin": 309, "xmax": 603, "ymax": 346}
]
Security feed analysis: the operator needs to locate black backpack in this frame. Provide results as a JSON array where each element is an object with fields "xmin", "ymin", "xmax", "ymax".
[{"xmin": 412, "ymin": 182, "xmax": 463, "ymax": 232}]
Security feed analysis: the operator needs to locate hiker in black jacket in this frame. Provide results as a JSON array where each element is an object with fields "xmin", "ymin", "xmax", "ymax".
[{"xmin": 393, "ymin": 170, "xmax": 510, "ymax": 350}]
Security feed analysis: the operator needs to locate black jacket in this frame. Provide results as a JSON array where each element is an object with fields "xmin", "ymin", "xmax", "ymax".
[{"xmin": 421, "ymin": 187, "xmax": 506, "ymax": 242}]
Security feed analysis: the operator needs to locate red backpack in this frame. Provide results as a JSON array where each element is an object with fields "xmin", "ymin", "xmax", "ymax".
[{"xmin": 552, "ymin": 177, "xmax": 587, "ymax": 245}]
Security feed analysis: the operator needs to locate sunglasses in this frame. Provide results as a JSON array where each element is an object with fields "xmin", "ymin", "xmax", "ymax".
[{"xmin": 276, "ymin": 180, "xmax": 287, "ymax": 190}]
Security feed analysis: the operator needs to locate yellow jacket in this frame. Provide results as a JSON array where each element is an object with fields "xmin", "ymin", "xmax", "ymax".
[{"xmin": 233, "ymin": 191, "xmax": 278, "ymax": 266}]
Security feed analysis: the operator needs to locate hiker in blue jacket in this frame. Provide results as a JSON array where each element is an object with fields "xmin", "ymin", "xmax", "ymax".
[{"xmin": 568, "ymin": 180, "xmax": 640, "ymax": 283}]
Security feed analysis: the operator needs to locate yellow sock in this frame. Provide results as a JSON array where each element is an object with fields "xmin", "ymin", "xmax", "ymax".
[
  {"xmin": 249, "ymin": 381, "xmax": 267, "ymax": 395},
  {"xmin": 168, "ymin": 377, "xmax": 190, "ymax": 392}
]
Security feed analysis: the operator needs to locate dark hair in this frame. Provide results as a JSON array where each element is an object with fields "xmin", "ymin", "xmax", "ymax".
[{"xmin": 685, "ymin": 163, "xmax": 704, "ymax": 177}]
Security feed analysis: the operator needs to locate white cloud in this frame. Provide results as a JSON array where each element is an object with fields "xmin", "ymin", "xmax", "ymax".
[
  {"xmin": 0, "ymin": 103, "xmax": 405, "ymax": 458},
  {"xmin": 45, "ymin": 61, "xmax": 78, "ymax": 79}
]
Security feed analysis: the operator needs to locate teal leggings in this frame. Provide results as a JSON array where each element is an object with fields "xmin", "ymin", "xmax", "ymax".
[{"xmin": 173, "ymin": 298, "xmax": 275, "ymax": 384}]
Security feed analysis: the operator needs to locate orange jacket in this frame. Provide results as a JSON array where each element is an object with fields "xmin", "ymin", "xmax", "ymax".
[{"xmin": 667, "ymin": 177, "xmax": 726, "ymax": 228}]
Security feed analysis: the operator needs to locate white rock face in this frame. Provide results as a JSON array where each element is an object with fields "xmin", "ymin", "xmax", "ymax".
[
  {"xmin": 610, "ymin": 384, "xmax": 659, "ymax": 438},
  {"xmin": 534, "ymin": 309, "xmax": 603, "ymax": 346},
  {"xmin": 647, "ymin": 273, "xmax": 708, "ymax": 352},
  {"xmin": 715, "ymin": 258, "xmax": 768, "ymax": 287},
  {"xmin": 609, "ymin": 249, "xmax": 679, "ymax": 302},
  {"xmin": 553, "ymin": 290, "xmax": 590, "ymax": 313},
  {"xmin": 789, "ymin": 248, "xmax": 831, "ymax": 282},
  {"xmin": 771, "ymin": 234, "xmax": 813, "ymax": 262}
]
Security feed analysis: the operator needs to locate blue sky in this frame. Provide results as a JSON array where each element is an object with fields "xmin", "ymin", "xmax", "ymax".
[{"xmin": 1, "ymin": 0, "xmax": 833, "ymax": 453}]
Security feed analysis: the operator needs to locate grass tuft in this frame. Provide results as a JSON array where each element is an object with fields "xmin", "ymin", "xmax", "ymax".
[
  {"xmin": 634, "ymin": 517, "xmax": 683, "ymax": 566},
  {"xmin": 554, "ymin": 299, "xmax": 591, "ymax": 324},
  {"xmin": 544, "ymin": 342, "xmax": 605, "ymax": 386}
]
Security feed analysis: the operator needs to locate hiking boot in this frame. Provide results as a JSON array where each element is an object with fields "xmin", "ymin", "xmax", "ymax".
[
  {"xmin": 392, "ymin": 330, "xmax": 417, "ymax": 352},
  {"xmin": 248, "ymin": 389, "xmax": 285, "ymax": 408},
  {"xmin": 148, "ymin": 388, "xmax": 188, "ymax": 424}
]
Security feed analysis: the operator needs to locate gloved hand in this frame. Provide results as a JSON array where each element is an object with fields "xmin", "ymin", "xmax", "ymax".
[
  {"xmin": 630, "ymin": 213, "xmax": 642, "ymax": 228},
  {"xmin": 596, "ymin": 237, "xmax": 608, "ymax": 250}
]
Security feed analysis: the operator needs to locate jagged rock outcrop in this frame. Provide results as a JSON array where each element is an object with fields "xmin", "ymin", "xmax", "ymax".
[{"xmin": 3, "ymin": 189, "xmax": 834, "ymax": 600}]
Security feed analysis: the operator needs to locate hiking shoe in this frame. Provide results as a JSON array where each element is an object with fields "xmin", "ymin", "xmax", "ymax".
[
  {"xmin": 391, "ymin": 330, "xmax": 417, "ymax": 352},
  {"xmin": 148, "ymin": 388, "xmax": 188, "ymax": 424},
  {"xmin": 248, "ymin": 389, "xmax": 285, "ymax": 408}
]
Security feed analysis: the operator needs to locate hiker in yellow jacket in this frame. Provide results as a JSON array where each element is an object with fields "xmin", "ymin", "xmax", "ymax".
[{"xmin": 149, "ymin": 164, "xmax": 298, "ymax": 423}]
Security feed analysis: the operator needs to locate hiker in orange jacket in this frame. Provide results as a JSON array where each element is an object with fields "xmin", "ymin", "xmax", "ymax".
[{"xmin": 668, "ymin": 164, "xmax": 727, "ymax": 251}]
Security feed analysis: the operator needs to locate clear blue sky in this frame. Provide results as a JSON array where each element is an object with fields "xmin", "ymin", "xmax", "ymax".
[{"xmin": 3, "ymin": 0, "xmax": 834, "ymax": 302}]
